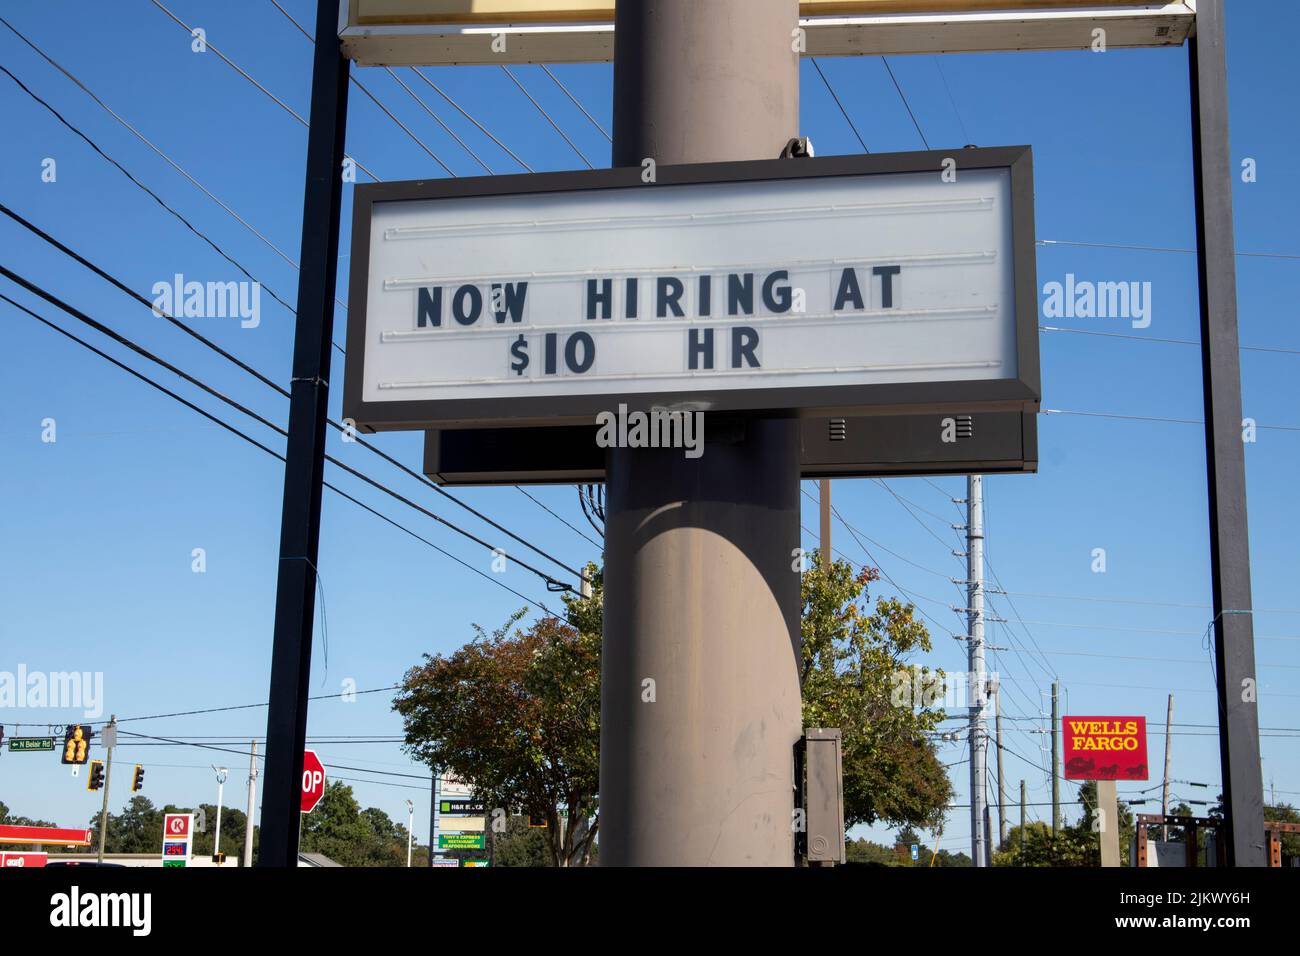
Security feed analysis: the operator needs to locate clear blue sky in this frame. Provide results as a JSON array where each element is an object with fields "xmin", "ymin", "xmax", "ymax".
[{"xmin": 1, "ymin": 0, "xmax": 1297, "ymax": 855}]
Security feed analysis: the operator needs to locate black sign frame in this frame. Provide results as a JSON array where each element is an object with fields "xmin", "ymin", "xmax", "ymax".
[{"xmin": 343, "ymin": 146, "xmax": 1040, "ymax": 432}]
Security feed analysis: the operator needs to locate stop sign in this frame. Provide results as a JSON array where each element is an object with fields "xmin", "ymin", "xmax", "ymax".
[{"xmin": 300, "ymin": 750, "xmax": 326, "ymax": 814}]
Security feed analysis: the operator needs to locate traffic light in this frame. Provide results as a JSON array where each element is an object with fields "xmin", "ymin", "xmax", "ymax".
[
  {"xmin": 131, "ymin": 764, "xmax": 145, "ymax": 792},
  {"xmin": 62, "ymin": 724, "xmax": 91, "ymax": 765},
  {"xmin": 86, "ymin": 759, "xmax": 105, "ymax": 791}
]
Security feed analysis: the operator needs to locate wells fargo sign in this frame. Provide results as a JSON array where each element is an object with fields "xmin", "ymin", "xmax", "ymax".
[{"xmin": 1062, "ymin": 716, "xmax": 1148, "ymax": 780}]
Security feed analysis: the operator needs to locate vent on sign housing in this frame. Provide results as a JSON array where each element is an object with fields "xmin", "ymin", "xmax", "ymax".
[
  {"xmin": 956, "ymin": 415, "xmax": 974, "ymax": 439},
  {"xmin": 1155, "ymin": 25, "xmax": 1171, "ymax": 37},
  {"xmin": 829, "ymin": 418, "xmax": 847, "ymax": 442}
]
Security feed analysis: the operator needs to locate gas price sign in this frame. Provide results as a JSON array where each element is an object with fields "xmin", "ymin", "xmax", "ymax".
[{"xmin": 343, "ymin": 148, "xmax": 1038, "ymax": 433}]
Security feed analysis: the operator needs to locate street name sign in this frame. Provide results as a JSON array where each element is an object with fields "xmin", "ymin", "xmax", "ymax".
[
  {"xmin": 344, "ymin": 149, "xmax": 1038, "ymax": 437},
  {"xmin": 7, "ymin": 737, "xmax": 54, "ymax": 753}
]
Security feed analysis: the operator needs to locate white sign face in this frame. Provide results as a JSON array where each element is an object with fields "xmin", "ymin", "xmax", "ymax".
[{"xmin": 344, "ymin": 153, "xmax": 1036, "ymax": 430}]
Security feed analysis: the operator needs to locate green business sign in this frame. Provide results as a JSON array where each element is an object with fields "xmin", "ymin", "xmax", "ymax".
[
  {"xmin": 8, "ymin": 737, "xmax": 55, "ymax": 753},
  {"xmin": 439, "ymin": 833, "xmax": 485, "ymax": 850},
  {"xmin": 162, "ymin": 859, "xmax": 186, "ymax": 868}
]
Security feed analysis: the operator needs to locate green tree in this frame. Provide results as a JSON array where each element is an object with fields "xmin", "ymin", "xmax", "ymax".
[
  {"xmin": 299, "ymin": 781, "xmax": 423, "ymax": 866},
  {"xmin": 394, "ymin": 568, "xmax": 602, "ymax": 867},
  {"xmin": 491, "ymin": 814, "xmax": 553, "ymax": 867},
  {"xmin": 801, "ymin": 554, "xmax": 952, "ymax": 830},
  {"xmin": 397, "ymin": 556, "xmax": 953, "ymax": 862}
]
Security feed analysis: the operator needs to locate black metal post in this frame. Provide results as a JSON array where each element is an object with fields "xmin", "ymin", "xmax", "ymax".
[
  {"xmin": 257, "ymin": 0, "xmax": 350, "ymax": 868},
  {"xmin": 1188, "ymin": 0, "xmax": 1265, "ymax": 867}
]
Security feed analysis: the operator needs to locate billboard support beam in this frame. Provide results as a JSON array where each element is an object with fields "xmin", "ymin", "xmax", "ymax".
[
  {"xmin": 599, "ymin": 0, "xmax": 803, "ymax": 866},
  {"xmin": 258, "ymin": 0, "xmax": 350, "ymax": 868},
  {"xmin": 1188, "ymin": 0, "xmax": 1265, "ymax": 867}
]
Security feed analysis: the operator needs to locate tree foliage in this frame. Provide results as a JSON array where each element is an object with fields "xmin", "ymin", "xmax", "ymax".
[
  {"xmin": 801, "ymin": 553, "xmax": 952, "ymax": 830},
  {"xmin": 394, "ymin": 566, "xmax": 602, "ymax": 866}
]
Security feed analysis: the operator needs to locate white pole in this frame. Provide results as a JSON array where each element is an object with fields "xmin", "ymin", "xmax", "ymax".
[
  {"xmin": 213, "ymin": 766, "xmax": 229, "ymax": 864},
  {"xmin": 244, "ymin": 741, "xmax": 258, "ymax": 867},
  {"xmin": 406, "ymin": 799, "xmax": 415, "ymax": 867}
]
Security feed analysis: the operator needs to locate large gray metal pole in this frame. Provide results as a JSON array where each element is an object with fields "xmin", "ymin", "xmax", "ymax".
[
  {"xmin": 600, "ymin": 0, "xmax": 803, "ymax": 866},
  {"xmin": 966, "ymin": 475, "xmax": 986, "ymax": 867},
  {"xmin": 1188, "ymin": 0, "xmax": 1265, "ymax": 868}
]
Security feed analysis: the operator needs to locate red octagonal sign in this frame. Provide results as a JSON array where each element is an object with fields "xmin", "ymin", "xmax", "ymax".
[{"xmin": 301, "ymin": 749, "xmax": 326, "ymax": 814}]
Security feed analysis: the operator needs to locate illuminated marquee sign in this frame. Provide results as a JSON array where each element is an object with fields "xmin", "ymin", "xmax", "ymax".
[
  {"xmin": 339, "ymin": 1, "xmax": 1195, "ymax": 65},
  {"xmin": 1062, "ymin": 716, "xmax": 1149, "ymax": 780},
  {"xmin": 343, "ymin": 149, "xmax": 1038, "ymax": 432}
]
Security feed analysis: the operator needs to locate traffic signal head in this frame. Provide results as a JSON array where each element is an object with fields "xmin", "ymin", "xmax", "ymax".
[
  {"xmin": 86, "ymin": 759, "xmax": 105, "ymax": 791},
  {"xmin": 131, "ymin": 764, "xmax": 145, "ymax": 792},
  {"xmin": 61, "ymin": 724, "xmax": 91, "ymax": 765}
]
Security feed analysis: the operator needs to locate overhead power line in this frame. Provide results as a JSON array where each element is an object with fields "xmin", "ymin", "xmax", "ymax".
[
  {"xmin": 147, "ymin": 0, "xmax": 379, "ymax": 181},
  {"xmin": 500, "ymin": 65, "xmax": 595, "ymax": 169},
  {"xmin": 0, "ymin": 202, "xmax": 584, "ymax": 585},
  {"xmin": 1, "ymin": 286, "xmax": 564, "ymax": 615},
  {"xmin": 0, "ymin": 267, "xmax": 572, "ymax": 603},
  {"xmin": 810, "ymin": 58, "xmax": 869, "ymax": 152},
  {"xmin": 0, "ymin": 61, "xmax": 296, "ymax": 319}
]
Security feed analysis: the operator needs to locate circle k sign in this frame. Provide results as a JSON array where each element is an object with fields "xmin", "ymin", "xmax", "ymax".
[{"xmin": 301, "ymin": 749, "xmax": 326, "ymax": 814}]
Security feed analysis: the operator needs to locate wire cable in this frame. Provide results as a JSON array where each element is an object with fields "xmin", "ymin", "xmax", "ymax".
[
  {"xmin": 1, "ymin": 288, "xmax": 563, "ymax": 615},
  {"xmin": 0, "ymin": 202, "xmax": 584, "ymax": 584}
]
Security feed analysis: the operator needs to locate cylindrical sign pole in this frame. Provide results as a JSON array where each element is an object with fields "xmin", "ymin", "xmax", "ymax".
[{"xmin": 600, "ymin": 0, "xmax": 803, "ymax": 866}]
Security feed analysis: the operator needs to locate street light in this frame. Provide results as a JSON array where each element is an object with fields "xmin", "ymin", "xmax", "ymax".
[
  {"xmin": 212, "ymin": 766, "xmax": 229, "ymax": 865},
  {"xmin": 406, "ymin": 799, "xmax": 415, "ymax": 867}
]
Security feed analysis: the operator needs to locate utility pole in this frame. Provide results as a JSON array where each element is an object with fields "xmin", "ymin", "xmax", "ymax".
[
  {"xmin": 819, "ymin": 478, "xmax": 832, "ymax": 569},
  {"xmin": 427, "ymin": 771, "xmax": 436, "ymax": 867},
  {"xmin": 244, "ymin": 740, "xmax": 258, "ymax": 867},
  {"xmin": 600, "ymin": 0, "xmax": 803, "ymax": 866},
  {"xmin": 1051, "ymin": 682, "xmax": 1061, "ymax": 836},
  {"xmin": 259, "ymin": 0, "xmax": 350, "ymax": 866},
  {"xmin": 96, "ymin": 715, "xmax": 116, "ymax": 863},
  {"xmin": 966, "ymin": 474, "xmax": 987, "ymax": 867},
  {"xmin": 996, "ymin": 686, "xmax": 1007, "ymax": 848},
  {"xmin": 1019, "ymin": 779, "xmax": 1026, "ymax": 857},
  {"xmin": 1161, "ymin": 694, "xmax": 1174, "ymax": 841}
]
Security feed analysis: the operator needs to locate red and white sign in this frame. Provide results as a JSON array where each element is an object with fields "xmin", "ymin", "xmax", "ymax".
[
  {"xmin": 1062, "ymin": 715, "xmax": 1149, "ymax": 780},
  {"xmin": 301, "ymin": 749, "xmax": 326, "ymax": 814},
  {"xmin": 0, "ymin": 852, "xmax": 48, "ymax": 868},
  {"xmin": 0, "ymin": 825, "xmax": 92, "ymax": 846},
  {"xmin": 161, "ymin": 813, "xmax": 195, "ymax": 867}
]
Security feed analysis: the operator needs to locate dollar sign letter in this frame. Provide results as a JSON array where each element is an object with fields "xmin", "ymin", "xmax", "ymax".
[{"xmin": 510, "ymin": 334, "xmax": 529, "ymax": 375}]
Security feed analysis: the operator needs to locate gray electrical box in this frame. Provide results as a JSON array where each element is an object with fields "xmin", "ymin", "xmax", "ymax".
[{"xmin": 804, "ymin": 728, "xmax": 846, "ymax": 864}]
